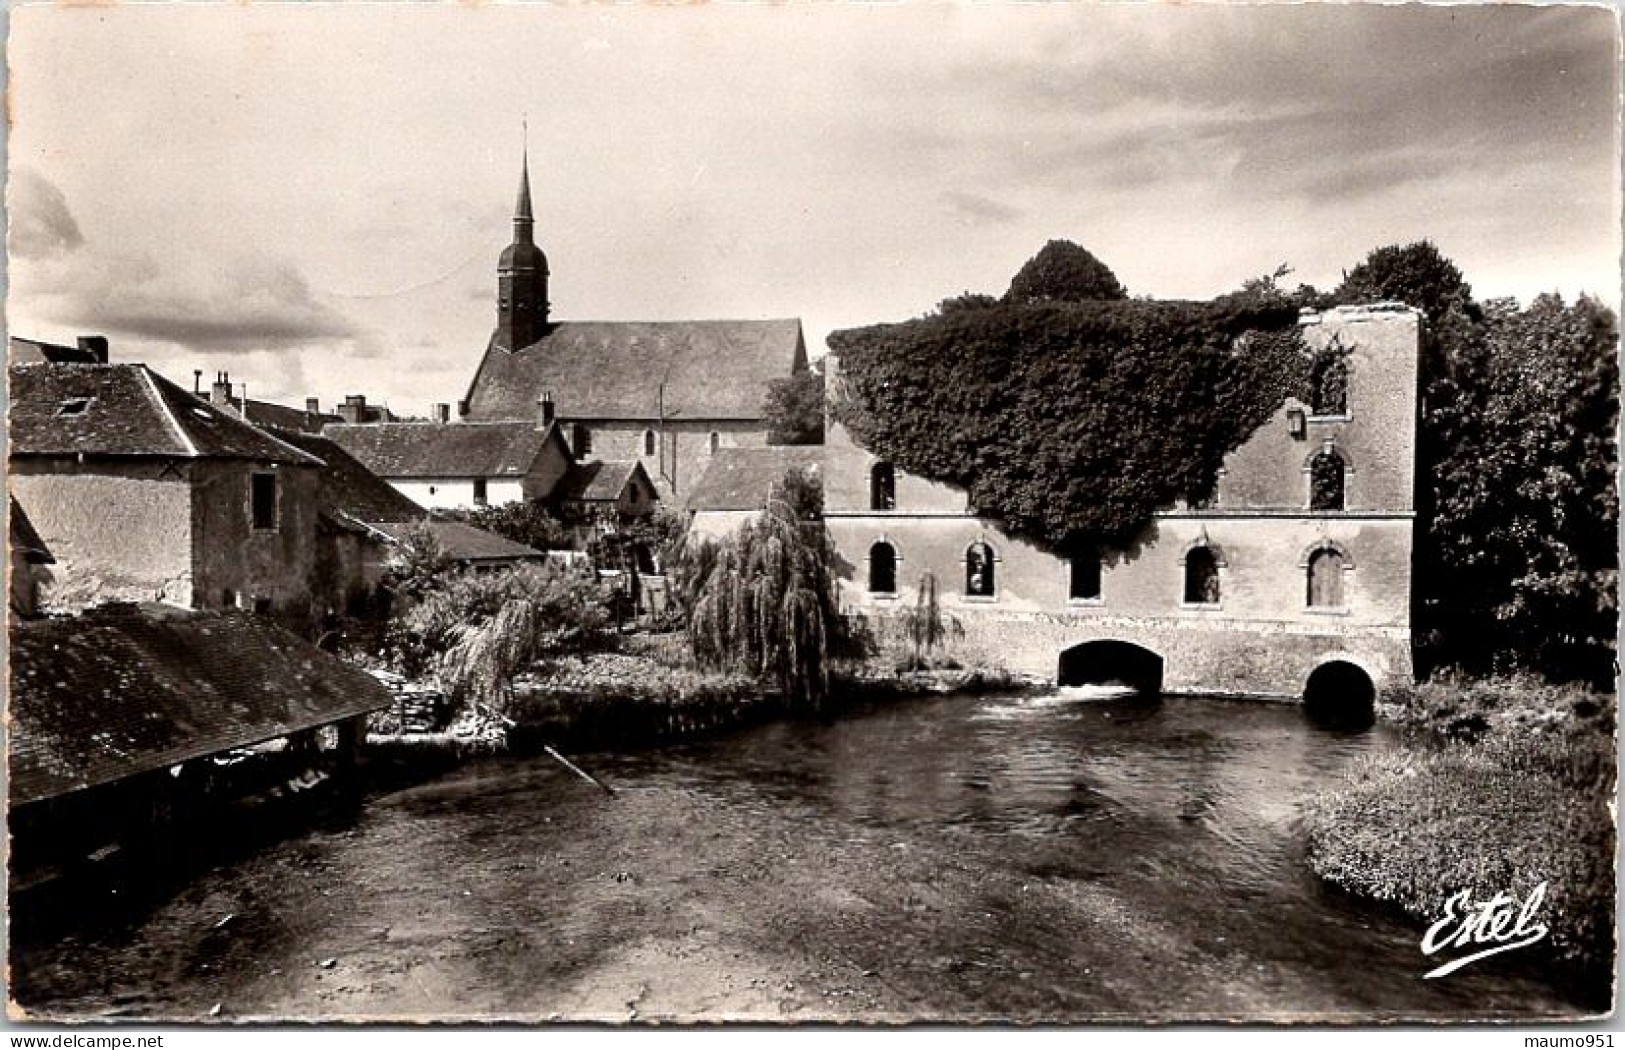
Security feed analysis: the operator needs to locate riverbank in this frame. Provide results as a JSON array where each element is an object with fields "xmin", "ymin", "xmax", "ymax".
[
  {"xmin": 367, "ymin": 634, "xmax": 1040, "ymax": 759},
  {"xmin": 1303, "ymin": 677, "xmax": 1615, "ymax": 996}
]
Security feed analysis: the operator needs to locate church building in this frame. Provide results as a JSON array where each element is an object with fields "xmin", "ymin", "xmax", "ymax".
[{"xmin": 458, "ymin": 152, "xmax": 810, "ymax": 500}]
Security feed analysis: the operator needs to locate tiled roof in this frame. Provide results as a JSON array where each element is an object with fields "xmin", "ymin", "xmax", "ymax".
[
  {"xmin": 9, "ymin": 336, "xmax": 99, "ymax": 365},
  {"xmin": 462, "ymin": 319, "xmax": 807, "ymax": 422},
  {"xmin": 324, "ymin": 421, "xmax": 559, "ymax": 479},
  {"xmin": 686, "ymin": 445, "xmax": 824, "ymax": 511},
  {"xmin": 553, "ymin": 460, "xmax": 651, "ymax": 503},
  {"xmin": 10, "ymin": 498, "xmax": 54, "ymax": 564},
  {"xmin": 9, "ymin": 605, "xmax": 391, "ymax": 807},
  {"xmin": 235, "ymin": 397, "xmax": 341, "ymax": 435},
  {"xmin": 266, "ymin": 428, "xmax": 428, "ymax": 525},
  {"xmin": 367, "ymin": 520, "xmax": 548, "ymax": 564},
  {"xmin": 8, "ymin": 364, "xmax": 322, "ymax": 466}
]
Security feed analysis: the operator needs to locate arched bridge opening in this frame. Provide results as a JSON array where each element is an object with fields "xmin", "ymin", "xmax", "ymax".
[
  {"xmin": 1057, "ymin": 640, "xmax": 1164, "ymax": 695},
  {"xmin": 1304, "ymin": 660, "xmax": 1376, "ymax": 731}
]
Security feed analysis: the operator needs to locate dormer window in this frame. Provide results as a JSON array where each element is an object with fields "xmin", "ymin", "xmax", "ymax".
[{"xmin": 55, "ymin": 396, "xmax": 92, "ymax": 417}]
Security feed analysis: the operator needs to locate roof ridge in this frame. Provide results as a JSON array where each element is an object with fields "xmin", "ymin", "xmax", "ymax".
[{"xmin": 140, "ymin": 364, "xmax": 199, "ymax": 458}]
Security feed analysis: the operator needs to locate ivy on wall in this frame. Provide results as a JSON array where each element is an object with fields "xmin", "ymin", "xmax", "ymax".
[{"xmin": 827, "ymin": 291, "xmax": 1312, "ymax": 554}]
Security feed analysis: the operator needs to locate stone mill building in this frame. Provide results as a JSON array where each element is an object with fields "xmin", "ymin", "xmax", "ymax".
[{"xmin": 823, "ymin": 303, "xmax": 1422, "ymax": 710}]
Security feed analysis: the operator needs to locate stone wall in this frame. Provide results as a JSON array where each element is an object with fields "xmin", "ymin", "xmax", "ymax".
[
  {"xmin": 190, "ymin": 459, "xmax": 322, "ymax": 623},
  {"xmin": 10, "ymin": 458, "xmax": 196, "ymax": 609}
]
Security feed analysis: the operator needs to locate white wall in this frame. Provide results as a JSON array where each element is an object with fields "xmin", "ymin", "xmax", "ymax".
[{"xmin": 389, "ymin": 477, "xmax": 527, "ymax": 511}]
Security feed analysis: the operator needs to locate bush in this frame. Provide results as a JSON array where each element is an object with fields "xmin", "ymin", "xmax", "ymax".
[
  {"xmin": 385, "ymin": 561, "xmax": 614, "ymax": 678},
  {"xmin": 1305, "ymin": 683, "xmax": 1616, "ymax": 979}
]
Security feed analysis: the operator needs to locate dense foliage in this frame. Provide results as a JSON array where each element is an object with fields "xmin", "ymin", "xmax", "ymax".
[
  {"xmin": 1005, "ymin": 239, "xmax": 1128, "ymax": 304},
  {"xmin": 762, "ymin": 370, "xmax": 827, "ymax": 445},
  {"xmin": 828, "ymin": 290, "xmax": 1309, "ymax": 552},
  {"xmin": 386, "ymin": 561, "xmax": 614, "ymax": 680},
  {"xmin": 677, "ymin": 481, "xmax": 845, "ymax": 713},
  {"xmin": 1305, "ymin": 680, "xmax": 1614, "ymax": 987},
  {"xmin": 444, "ymin": 499, "xmax": 574, "ymax": 552},
  {"xmin": 1334, "ymin": 241, "xmax": 1618, "ymax": 685}
]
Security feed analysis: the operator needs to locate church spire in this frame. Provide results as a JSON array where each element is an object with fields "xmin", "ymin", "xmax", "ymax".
[
  {"xmin": 514, "ymin": 121, "xmax": 534, "ymax": 229},
  {"xmin": 495, "ymin": 121, "xmax": 550, "ymax": 350}
]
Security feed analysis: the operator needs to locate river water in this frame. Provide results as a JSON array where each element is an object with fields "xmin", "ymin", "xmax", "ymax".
[{"xmin": 11, "ymin": 690, "xmax": 1598, "ymax": 1022}]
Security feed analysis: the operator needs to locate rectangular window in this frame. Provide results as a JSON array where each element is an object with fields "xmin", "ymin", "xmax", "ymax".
[
  {"xmin": 251, "ymin": 473, "xmax": 278, "ymax": 530},
  {"xmin": 1070, "ymin": 554, "xmax": 1103, "ymax": 602},
  {"xmin": 473, "ymin": 478, "xmax": 489, "ymax": 506}
]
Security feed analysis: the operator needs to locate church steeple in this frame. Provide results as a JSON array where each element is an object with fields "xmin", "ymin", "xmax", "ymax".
[{"xmin": 496, "ymin": 129, "xmax": 550, "ymax": 351}]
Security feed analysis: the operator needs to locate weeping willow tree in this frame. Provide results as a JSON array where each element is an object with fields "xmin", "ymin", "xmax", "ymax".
[
  {"xmin": 440, "ymin": 599, "xmax": 546, "ymax": 720},
  {"xmin": 683, "ymin": 483, "xmax": 844, "ymax": 715}
]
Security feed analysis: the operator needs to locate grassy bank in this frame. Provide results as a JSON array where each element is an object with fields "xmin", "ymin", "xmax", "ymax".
[{"xmin": 1304, "ymin": 677, "xmax": 1615, "ymax": 983}]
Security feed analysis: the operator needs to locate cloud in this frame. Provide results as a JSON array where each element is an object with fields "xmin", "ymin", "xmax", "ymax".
[
  {"xmin": 9, "ymin": 168, "xmax": 84, "ymax": 259},
  {"xmin": 940, "ymin": 189, "xmax": 1022, "ymax": 226},
  {"xmin": 10, "ymin": 173, "xmax": 364, "ymax": 356}
]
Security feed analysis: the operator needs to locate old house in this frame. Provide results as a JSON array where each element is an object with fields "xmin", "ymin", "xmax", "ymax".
[
  {"xmin": 8, "ymin": 604, "xmax": 391, "ymax": 889},
  {"xmin": 824, "ymin": 304, "xmax": 1421, "ymax": 709},
  {"xmin": 685, "ymin": 445, "xmax": 824, "ymax": 538},
  {"xmin": 9, "ymin": 362, "xmax": 327, "ymax": 623},
  {"xmin": 9, "ymin": 498, "xmax": 56, "ymax": 619},
  {"xmin": 324, "ymin": 412, "xmax": 574, "ymax": 512},
  {"xmin": 456, "ymin": 151, "xmax": 810, "ymax": 499}
]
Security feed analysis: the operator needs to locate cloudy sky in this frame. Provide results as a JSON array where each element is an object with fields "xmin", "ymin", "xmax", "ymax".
[{"xmin": 7, "ymin": 3, "xmax": 1619, "ymax": 413}]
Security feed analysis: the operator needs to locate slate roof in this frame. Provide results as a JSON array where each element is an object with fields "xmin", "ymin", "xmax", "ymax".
[
  {"xmin": 234, "ymin": 397, "xmax": 341, "ymax": 435},
  {"xmin": 324, "ymin": 421, "xmax": 561, "ymax": 479},
  {"xmin": 463, "ymin": 319, "xmax": 807, "ymax": 422},
  {"xmin": 366, "ymin": 521, "xmax": 547, "ymax": 565},
  {"xmin": 266, "ymin": 428, "xmax": 428, "ymax": 526},
  {"xmin": 553, "ymin": 460, "xmax": 650, "ymax": 504},
  {"xmin": 9, "ymin": 364, "xmax": 322, "ymax": 467},
  {"xmin": 10, "ymin": 498, "xmax": 55, "ymax": 564},
  {"xmin": 9, "ymin": 336, "xmax": 99, "ymax": 365},
  {"xmin": 685, "ymin": 445, "xmax": 824, "ymax": 512},
  {"xmin": 9, "ymin": 604, "xmax": 391, "ymax": 807}
]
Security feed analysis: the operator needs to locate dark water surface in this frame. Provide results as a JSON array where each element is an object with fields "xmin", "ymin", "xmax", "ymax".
[{"xmin": 11, "ymin": 691, "xmax": 1599, "ymax": 1021}]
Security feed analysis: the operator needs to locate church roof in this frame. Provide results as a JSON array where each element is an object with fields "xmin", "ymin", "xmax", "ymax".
[
  {"xmin": 686, "ymin": 445, "xmax": 824, "ymax": 512},
  {"xmin": 9, "ymin": 363, "xmax": 322, "ymax": 467},
  {"xmin": 323, "ymin": 420, "xmax": 564, "ymax": 479},
  {"xmin": 463, "ymin": 319, "xmax": 807, "ymax": 422}
]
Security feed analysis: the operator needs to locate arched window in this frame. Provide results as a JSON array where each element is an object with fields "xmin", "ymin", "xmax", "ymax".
[
  {"xmin": 868, "ymin": 541, "xmax": 897, "ymax": 594},
  {"xmin": 1311, "ymin": 353, "xmax": 1349, "ymax": 416},
  {"xmin": 572, "ymin": 424, "xmax": 592, "ymax": 459},
  {"xmin": 965, "ymin": 541, "xmax": 996, "ymax": 597},
  {"xmin": 1307, "ymin": 547, "xmax": 1345, "ymax": 608},
  {"xmin": 1069, "ymin": 550, "xmax": 1102, "ymax": 601},
  {"xmin": 1310, "ymin": 447, "xmax": 1346, "ymax": 511},
  {"xmin": 709, "ymin": 431, "xmax": 720, "ymax": 455},
  {"xmin": 870, "ymin": 461, "xmax": 896, "ymax": 511},
  {"xmin": 643, "ymin": 430, "xmax": 657, "ymax": 457},
  {"xmin": 1184, "ymin": 546, "xmax": 1221, "ymax": 605}
]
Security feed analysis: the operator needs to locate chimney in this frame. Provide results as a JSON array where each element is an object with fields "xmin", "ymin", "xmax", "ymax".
[
  {"xmin": 305, "ymin": 397, "xmax": 321, "ymax": 415},
  {"xmin": 538, "ymin": 391, "xmax": 555, "ymax": 427},
  {"xmin": 338, "ymin": 394, "xmax": 367, "ymax": 425},
  {"xmin": 210, "ymin": 371, "xmax": 233, "ymax": 407},
  {"xmin": 434, "ymin": 403, "xmax": 450, "ymax": 424},
  {"xmin": 76, "ymin": 335, "xmax": 109, "ymax": 364}
]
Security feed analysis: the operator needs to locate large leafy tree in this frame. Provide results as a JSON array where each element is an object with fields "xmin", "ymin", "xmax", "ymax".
[
  {"xmin": 762, "ymin": 370, "xmax": 826, "ymax": 445},
  {"xmin": 1336, "ymin": 242, "xmax": 1618, "ymax": 685},
  {"xmin": 1005, "ymin": 239, "xmax": 1129, "ymax": 304}
]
